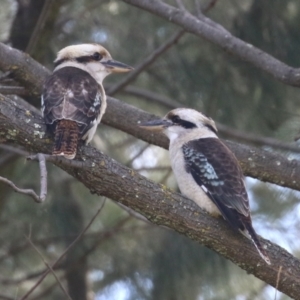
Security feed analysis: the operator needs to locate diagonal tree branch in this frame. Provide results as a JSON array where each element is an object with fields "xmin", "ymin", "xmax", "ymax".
[
  {"xmin": 0, "ymin": 93, "xmax": 299, "ymax": 299},
  {"xmin": 106, "ymin": 29, "xmax": 185, "ymax": 96},
  {"xmin": 0, "ymin": 42, "xmax": 299, "ymax": 191},
  {"xmin": 0, "ymin": 175, "xmax": 43, "ymax": 203},
  {"xmin": 122, "ymin": 0, "xmax": 300, "ymax": 87}
]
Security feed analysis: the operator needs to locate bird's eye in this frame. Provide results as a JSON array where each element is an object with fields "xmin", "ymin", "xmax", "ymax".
[
  {"xmin": 171, "ymin": 115, "xmax": 181, "ymax": 123},
  {"xmin": 92, "ymin": 52, "xmax": 102, "ymax": 61}
]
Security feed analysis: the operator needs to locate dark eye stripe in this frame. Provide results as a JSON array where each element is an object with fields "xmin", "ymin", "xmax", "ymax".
[
  {"xmin": 54, "ymin": 53, "xmax": 103, "ymax": 68},
  {"xmin": 170, "ymin": 115, "xmax": 197, "ymax": 129},
  {"xmin": 76, "ymin": 56, "xmax": 96, "ymax": 63},
  {"xmin": 54, "ymin": 58, "xmax": 67, "ymax": 68},
  {"xmin": 205, "ymin": 124, "xmax": 217, "ymax": 134}
]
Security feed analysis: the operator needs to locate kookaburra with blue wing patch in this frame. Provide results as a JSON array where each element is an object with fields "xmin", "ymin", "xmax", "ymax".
[
  {"xmin": 42, "ymin": 43, "xmax": 132, "ymax": 159},
  {"xmin": 140, "ymin": 108, "xmax": 270, "ymax": 264}
]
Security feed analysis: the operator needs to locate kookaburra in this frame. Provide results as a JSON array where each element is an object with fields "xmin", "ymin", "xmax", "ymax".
[
  {"xmin": 42, "ymin": 43, "xmax": 132, "ymax": 159},
  {"xmin": 140, "ymin": 108, "xmax": 270, "ymax": 264}
]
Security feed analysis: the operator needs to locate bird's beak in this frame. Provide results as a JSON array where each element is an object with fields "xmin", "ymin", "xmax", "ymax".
[
  {"xmin": 139, "ymin": 119, "xmax": 172, "ymax": 131},
  {"xmin": 102, "ymin": 60, "xmax": 133, "ymax": 73}
]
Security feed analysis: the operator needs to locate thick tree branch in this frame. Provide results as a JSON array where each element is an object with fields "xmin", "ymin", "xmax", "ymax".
[
  {"xmin": 0, "ymin": 43, "xmax": 49, "ymax": 106},
  {"xmin": 0, "ymin": 94, "xmax": 299, "ymax": 298},
  {"xmin": 0, "ymin": 42, "xmax": 298, "ymax": 191},
  {"xmin": 122, "ymin": 0, "xmax": 300, "ymax": 87}
]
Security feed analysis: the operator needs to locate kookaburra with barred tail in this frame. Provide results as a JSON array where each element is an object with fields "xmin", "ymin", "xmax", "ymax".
[
  {"xmin": 140, "ymin": 108, "xmax": 270, "ymax": 265},
  {"xmin": 42, "ymin": 43, "xmax": 132, "ymax": 159}
]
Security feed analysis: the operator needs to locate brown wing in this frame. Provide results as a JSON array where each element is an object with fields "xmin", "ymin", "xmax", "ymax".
[
  {"xmin": 182, "ymin": 138, "xmax": 250, "ymax": 230},
  {"xmin": 182, "ymin": 138, "xmax": 270, "ymax": 264},
  {"xmin": 42, "ymin": 66, "xmax": 101, "ymax": 137}
]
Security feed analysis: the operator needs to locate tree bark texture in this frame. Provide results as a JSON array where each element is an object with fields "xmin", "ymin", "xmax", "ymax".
[{"xmin": 0, "ymin": 42, "xmax": 299, "ymax": 191}]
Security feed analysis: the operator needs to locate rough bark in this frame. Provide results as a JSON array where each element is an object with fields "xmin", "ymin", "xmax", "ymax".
[
  {"xmin": 0, "ymin": 42, "xmax": 300, "ymax": 191},
  {"xmin": 0, "ymin": 94, "xmax": 299, "ymax": 299}
]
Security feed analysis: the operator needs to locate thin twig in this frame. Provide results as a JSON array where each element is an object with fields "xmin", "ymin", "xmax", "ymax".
[
  {"xmin": 107, "ymin": 29, "xmax": 185, "ymax": 96},
  {"xmin": 0, "ymin": 176, "xmax": 42, "ymax": 203},
  {"xmin": 115, "ymin": 202, "xmax": 151, "ymax": 223},
  {"xmin": 25, "ymin": 236, "xmax": 72, "ymax": 300},
  {"xmin": 19, "ymin": 200, "xmax": 106, "ymax": 300},
  {"xmin": 126, "ymin": 144, "xmax": 149, "ymax": 167},
  {"xmin": 218, "ymin": 123, "xmax": 300, "ymax": 153},
  {"xmin": 25, "ymin": 0, "xmax": 54, "ymax": 55},
  {"xmin": 104, "ymin": 84, "xmax": 182, "ymax": 108},
  {"xmin": 275, "ymin": 266, "xmax": 282, "ymax": 300},
  {"xmin": 0, "ymin": 86, "xmax": 27, "ymax": 96},
  {"xmin": 176, "ymin": 0, "xmax": 187, "ymax": 11},
  {"xmin": 37, "ymin": 154, "xmax": 47, "ymax": 202},
  {"xmin": 135, "ymin": 166, "xmax": 171, "ymax": 172}
]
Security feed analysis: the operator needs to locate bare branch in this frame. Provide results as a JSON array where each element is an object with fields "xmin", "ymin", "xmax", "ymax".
[
  {"xmin": 1, "ymin": 44, "xmax": 300, "ymax": 297},
  {"xmin": 37, "ymin": 153, "xmax": 47, "ymax": 201},
  {"xmin": 0, "ymin": 153, "xmax": 49, "ymax": 203},
  {"xmin": 0, "ymin": 93, "xmax": 299, "ymax": 297},
  {"xmin": 115, "ymin": 202, "xmax": 151, "ymax": 223},
  {"xmin": 25, "ymin": 0, "xmax": 54, "ymax": 55},
  {"xmin": 105, "ymin": 84, "xmax": 182, "ymax": 108},
  {"xmin": 47, "ymin": 135, "xmax": 300, "ymax": 299},
  {"xmin": 0, "ymin": 85, "xmax": 299, "ymax": 192},
  {"xmin": 218, "ymin": 123, "xmax": 300, "ymax": 153},
  {"xmin": 175, "ymin": 0, "xmax": 187, "ymax": 11},
  {"xmin": 122, "ymin": 0, "xmax": 300, "ymax": 87},
  {"xmin": 25, "ymin": 236, "xmax": 72, "ymax": 300},
  {"xmin": 1, "ymin": 42, "xmax": 298, "ymax": 190},
  {"xmin": 106, "ymin": 29, "xmax": 185, "ymax": 95},
  {"xmin": 20, "ymin": 200, "xmax": 106, "ymax": 300},
  {"xmin": 275, "ymin": 266, "xmax": 283, "ymax": 300},
  {"xmin": 0, "ymin": 86, "xmax": 27, "ymax": 96},
  {"xmin": 0, "ymin": 42, "xmax": 49, "ymax": 105},
  {"xmin": 0, "ymin": 176, "xmax": 42, "ymax": 203}
]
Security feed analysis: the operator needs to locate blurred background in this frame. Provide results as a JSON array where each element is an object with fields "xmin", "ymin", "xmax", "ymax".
[{"xmin": 0, "ymin": 0, "xmax": 300, "ymax": 299}]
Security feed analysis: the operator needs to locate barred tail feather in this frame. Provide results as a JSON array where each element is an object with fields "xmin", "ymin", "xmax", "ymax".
[
  {"xmin": 242, "ymin": 222, "xmax": 271, "ymax": 265},
  {"xmin": 53, "ymin": 120, "xmax": 79, "ymax": 160}
]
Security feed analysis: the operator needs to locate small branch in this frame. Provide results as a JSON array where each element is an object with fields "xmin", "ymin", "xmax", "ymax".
[
  {"xmin": 25, "ymin": 236, "xmax": 72, "ymax": 300},
  {"xmin": 135, "ymin": 166, "xmax": 171, "ymax": 172},
  {"xmin": 125, "ymin": 144, "xmax": 149, "ymax": 167},
  {"xmin": 107, "ymin": 29, "xmax": 185, "ymax": 96},
  {"xmin": 176, "ymin": 0, "xmax": 187, "ymax": 11},
  {"xmin": 0, "ymin": 86, "xmax": 27, "ymax": 96},
  {"xmin": 20, "ymin": 200, "xmax": 106, "ymax": 300},
  {"xmin": 0, "ymin": 176, "xmax": 42, "ymax": 203},
  {"xmin": 104, "ymin": 84, "xmax": 182, "ymax": 108},
  {"xmin": 122, "ymin": 0, "xmax": 300, "ymax": 87},
  {"xmin": 25, "ymin": 0, "xmax": 54, "ymax": 55},
  {"xmin": 217, "ymin": 123, "xmax": 300, "ymax": 153},
  {"xmin": 37, "ymin": 153, "xmax": 47, "ymax": 202},
  {"xmin": 115, "ymin": 202, "xmax": 151, "ymax": 223},
  {"xmin": 275, "ymin": 266, "xmax": 283, "ymax": 300}
]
